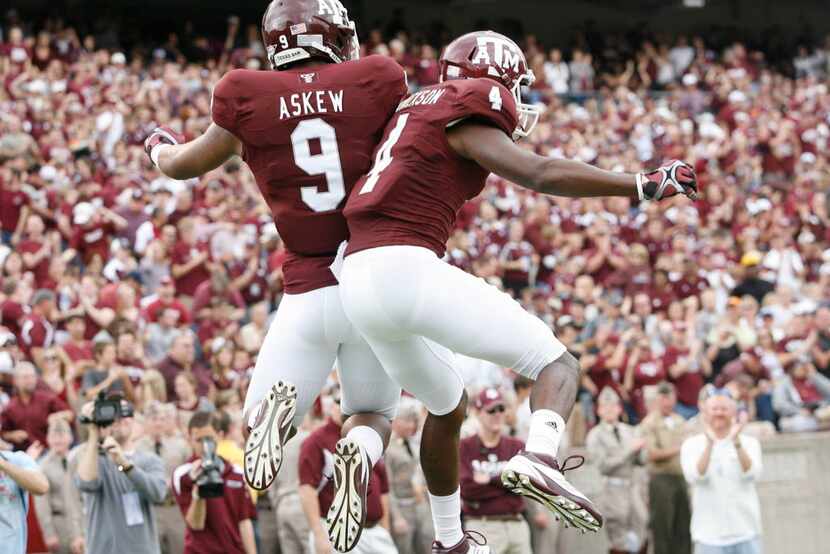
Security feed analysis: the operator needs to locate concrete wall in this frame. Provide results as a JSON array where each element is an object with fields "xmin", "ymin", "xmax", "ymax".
[{"xmin": 557, "ymin": 432, "xmax": 830, "ymax": 554}]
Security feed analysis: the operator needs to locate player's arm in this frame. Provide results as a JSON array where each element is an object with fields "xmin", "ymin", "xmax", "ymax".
[
  {"xmin": 145, "ymin": 123, "xmax": 242, "ymax": 181},
  {"xmin": 447, "ymin": 123, "xmax": 697, "ymax": 201}
]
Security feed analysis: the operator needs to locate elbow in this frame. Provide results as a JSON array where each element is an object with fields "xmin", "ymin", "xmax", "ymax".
[{"xmin": 32, "ymin": 478, "xmax": 50, "ymax": 496}]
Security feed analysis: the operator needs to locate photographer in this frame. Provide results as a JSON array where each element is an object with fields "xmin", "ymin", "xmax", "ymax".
[
  {"xmin": 172, "ymin": 411, "xmax": 256, "ymax": 554},
  {"xmin": 75, "ymin": 397, "xmax": 168, "ymax": 554}
]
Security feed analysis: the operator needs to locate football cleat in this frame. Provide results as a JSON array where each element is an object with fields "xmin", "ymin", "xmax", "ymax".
[
  {"xmin": 501, "ymin": 451, "xmax": 603, "ymax": 533},
  {"xmin": 327, "ymin": 437, "xmax": 370, "ymax": 552},
  {"xmin": 243, "ymin": 381, "xmax": 297, "ymax": 491},
  {"xmin": 432, "ymin": 530, "xmax": 491, "ymax": 553}
]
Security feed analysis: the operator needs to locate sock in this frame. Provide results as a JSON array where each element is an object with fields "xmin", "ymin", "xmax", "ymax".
[
  {"xmin": 429, "ymin": 488, "xmax": 464, "ymax": 547},
  {"xmin": 525, "ymin": 409, "xmax": 566, "ymax": 455},
  {"xmin": 345, "ymin": 426, "xmax": 384, "ymax": 466}
]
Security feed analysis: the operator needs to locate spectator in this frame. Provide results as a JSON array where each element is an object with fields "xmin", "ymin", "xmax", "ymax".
[
  {"xmin": 681, "ymin": 393, "xmax": 763, "ymax": 554},
  {"xmin": 772, "ymin": 358, "xmax": 830, "ymax": 432},
  {"xmin": 174, "ymin": 371, "xmax": 215, "ymax": 430},
  {"xmin": 33, "ymin": 418, "xmax": 83, "ymax": 554},
  {"xmin": 0, "ymin": 446, "xmax": 50, "ymax": 553},
  {"xmin": 133, "ymin": 402, "xmax": 191, "ymax": 554},
  {"xmin": 810, "ymin": 305, "xmax": 830, "ymax": 378},
  {"xmin": 386, "ymin": 399, "xmax": 432, "ymax": 554},
  {"xmin": 543, "ymin": 49, "xmax": 569, "ymax": 94},
  {"xmin": 267, "ymin": 424, "xmax": 310, "ymax": 554},
  {"xmin": 61, "ymin": 314, "xmax": 93, "ymax": 364},
  {"xmin": 19, "ymin": 289, "xmax": 56, "ymax": 368},
  {"xmin": 144, "ymin": 307, "xmax": 184, "ymax": 364},
  {"xmin": 1, "ymin": 362, "xmax": 71, "ymax": 451},
  {"xmin": 237, "ymin": 301, "xmax": 269, "ymax": 353},
  {"xmin": 171, "ymin": 217, "xmax": 212, "ymax": 301},
  {"xmin": 143, "ymin": 276, "xmax": 191, "ymax": 325},
  {"xmin": 81, "ymin": 340, "xmax": 136, "ymax": 403},
  {"xmin": 75, "ymin": 398, "xmax": 167, "ymax": 554},
  {"xmin": 171, "ymin": 411, "xmax": 256, "ymax": 554},
  {"xmin": 639, "ymin": 383, "xmax": 691, "ymax": 554},
  {"xmin": 732, "ymin": 252, "xmax": 774, "ymax": 305},
  {"xmin": 586, "ymin": 387, "xmax": 648, "ymax": 554},
  {"xmin": 459, "ymin": 388, "xmax": 530, "ymax": 554},
  {"xmin": 298, "ymin": 391, "xmax": 396, "ymax": 554},
  {"xmin": 157, "ymin": 331, "xmax": 212, "ymax": 401}
]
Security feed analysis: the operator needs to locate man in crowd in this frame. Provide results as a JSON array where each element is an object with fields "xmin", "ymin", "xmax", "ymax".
[
  {"xmin": 639, "ymin": 383, "xmax": 691, "ymax": 554},
  {"xmin": 385, "ymin": 398, "xmax": 432, "ymax": 554},
  {"xmin": 0, "ymin": 443, "xmax": 49, "ymax": 552},
  {"xmin": 157, "ymin": 331, "xmax": 211, "ymax": 400},
  {"xmin": 19, "ymin": 289, "xmax": 56, "ymax": 368},
  {"xmin": 133, "ymin": 401, "xmax": 191, "ymax": 554},
  {"xmin": 172, "ymin": 411, "xmax": 256, "ymax": 554},
  {"xmin": 772, "ymin": 357, "xmax": 830, "ymax": 432},
  {"xmin": 81, "ymin": 339, "xmax": 136, "ymax": 403},
  {"xmin": 299, "ymin": 391, "xmax": 397, "ymax": 554},
  {"xmin": 586, "ymin": 387, "xmax": 648, "ymax": 554},
  {"xmin": 459, "ymin": 388, "xmax": 530, "ymax": 554},
  {"xmin": 1, "ymin": 361, "xmax": 71, "ymax": 451},
  {"xmin": 681, "ymin": 392, "xmax": 763, "ymax": 554},
  {"xmin": 34, "ymin": 418, "xmax": 84, "ymax": 554},
  {"xmin": 75, "ymin": 398, "xmax": 167, "ymax": 554}
]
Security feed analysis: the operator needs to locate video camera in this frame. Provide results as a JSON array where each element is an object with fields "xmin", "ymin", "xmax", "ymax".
[
  {"xmin": 196, "ymin": 436, "xmax": 225, "ymax": 498},
  {"xmin": 79, "ymin": 392, "xmax": 134, "ymax": 428}
]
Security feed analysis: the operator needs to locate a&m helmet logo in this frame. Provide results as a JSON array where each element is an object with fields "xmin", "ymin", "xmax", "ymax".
[{"xmin": 471, "ymin": 35, "xmax": 522, "ymax": 74}]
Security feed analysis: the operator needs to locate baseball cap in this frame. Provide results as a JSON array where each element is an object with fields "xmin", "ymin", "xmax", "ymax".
[
  {"xmin": 475, "ymin": 388, "xmax": 505, "ymax": 411},
  {"xmin": 740, "ymin": 251, "xmax": 762, "ymax": 267}
]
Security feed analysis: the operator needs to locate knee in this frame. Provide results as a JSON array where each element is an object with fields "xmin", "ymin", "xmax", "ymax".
[{"xmin": 429, "ymin": 390, "xmax": 468, "ymax": 429}]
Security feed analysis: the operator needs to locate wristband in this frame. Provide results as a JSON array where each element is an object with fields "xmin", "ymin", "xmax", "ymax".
[
  {"xmin": 635, "ymin": 173, "xmax": 647, "ymax": 201},
  {"xmin": 150, "ymin": 144, "xmax": 167, "ymax": 168}
]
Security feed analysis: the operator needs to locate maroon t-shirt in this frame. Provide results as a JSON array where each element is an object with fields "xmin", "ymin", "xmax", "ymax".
[
  {"xmin": 345, "ymin": 78, "xmax": 519, "ymax": 257},
  {"xmin": 0, "ymin": 390, "xmax": 70, "ymax": 450},
  {"xmin": 173, "ymin": 459, "xmax": 257, "ymax": 554},
  {"xmin": 192, "ymin": 282, "xmax": 245, "ymax": 317},
  {"xmin": 18, "ymin": 239, "xmax": 50, "ymax": 287},
  {"xmin": 19, "ymin": 314, "xmax": 54, "ymax": 360},
  {"xmin": 157, "ymin": 357, "xmax": 212, "ymax": 400},
  {"xmin": 298, "ymin": 418, "xmax": 388, "ymax": 523},
  {"xmin": 630, "ymin": 351, "xmax": 666, "ymax": 419},
  {"xmin": 211, "ymin": 56, "xmax": 407, "ymax": 294},
  {"xmin": 459, "ymin": 434, "xmax": 525, "ymax": 517},
  {"xmin": 664, "ymin": 347, "xmax": 704, "ymax": 407},
  {"xmin": 171, "ymin": 241, "xmax": 211, "ymax": 297},
  {"xmin": 0, "ymin": 300, "xmax": 27, "ymax": 341},
  {"xmin": 63, "ymin": 339, "xmax": 94, "ymax": 362},
  {"xmin": 0, "ymin": 186, "xmax": 27, "ymax": 233},
  {"xmin": 70, "ymin": 221, "xmax": 115, "ymax": 265}
]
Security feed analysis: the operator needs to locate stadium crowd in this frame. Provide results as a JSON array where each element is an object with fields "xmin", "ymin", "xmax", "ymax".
[{"xmin": 1, "ymin": 9, "xmax": 829, "ymax": 554}]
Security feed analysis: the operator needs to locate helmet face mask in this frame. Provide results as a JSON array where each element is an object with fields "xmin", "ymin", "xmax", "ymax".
[
  {"xmin": 439, "ymin": 31, "xmax": 541, "ymax": 141},
  {"xmin": 261, "ymin": 0, "xmax": 360, "ymax": 70}
]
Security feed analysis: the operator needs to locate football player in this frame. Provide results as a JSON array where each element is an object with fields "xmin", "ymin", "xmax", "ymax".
[
  {"xmin": 335, "ymin": 31, "xmax": 698, "ymax": 553},
  {"xmin": 144, "ymin": 1, "xmax": 409, "ymax": 551}
]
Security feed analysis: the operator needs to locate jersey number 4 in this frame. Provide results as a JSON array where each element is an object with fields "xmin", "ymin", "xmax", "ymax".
[
  {"xmin": 359, "ymin": 114, "xmax": 410, "ymax": 195},
  {"xmin": 291, "ymin": 118, "xmax": 346, "ymax": 212}
]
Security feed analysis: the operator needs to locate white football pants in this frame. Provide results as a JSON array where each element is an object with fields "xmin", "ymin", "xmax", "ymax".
[
  {"xmin": 243, "ymin": 285, "xmax": 401, "ymax": 427},
  {"xmin": 338, "ymin": 245, "xmax": 566, "ymax": 416}
]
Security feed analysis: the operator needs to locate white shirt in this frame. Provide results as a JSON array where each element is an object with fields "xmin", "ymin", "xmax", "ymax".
[{"xmin": 680, "ymin": 433, "xmax": 763, "ymax": 546}]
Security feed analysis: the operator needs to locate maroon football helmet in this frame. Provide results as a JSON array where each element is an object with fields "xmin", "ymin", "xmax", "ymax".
[
  {"xmin": 439, "ymin": 31, "xmax": 541, "ymax": 140},
  {"xmin": 261, "ymin": 0, "xmax": 359, "ymax": 70}
]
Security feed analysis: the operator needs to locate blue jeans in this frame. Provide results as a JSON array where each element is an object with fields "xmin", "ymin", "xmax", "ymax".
[
  {"xmin": 0, "ymin": 230, "xmax": 11, "ymax": 245},
  {"xmin": 695, "ymin": 538, "xmax": 762, "ymax": 554},
  {"xmin": 675, "ymin": 402, "xmax": 699, "ymax": 420}
]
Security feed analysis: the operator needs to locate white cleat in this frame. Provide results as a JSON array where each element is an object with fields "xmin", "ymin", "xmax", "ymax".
[
  {"xmin": 243, "ymin": 381, "xmax": 297, "ymax": 491},
  {"xmin": 327, "ymin": 438, "xmax": 371, "ymax": 552}
]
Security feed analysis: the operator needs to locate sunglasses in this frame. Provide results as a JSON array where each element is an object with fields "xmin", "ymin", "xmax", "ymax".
[{"xmin": 485, "ymin": 405, "xmax": 506, "ymax": 415}]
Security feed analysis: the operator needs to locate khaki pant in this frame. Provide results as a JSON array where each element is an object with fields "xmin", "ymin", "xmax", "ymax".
[
  {"xmin": 277, "ymin": 494, "xmax": 310, "ymax": 554},
  {"xmin": 309, "ymin": 520, "xmax": 398, "ymax": 554},
  {"xmin": 157, "ymin": 503, "xmax": 186, "ymax": 554},
  {"xmin": 258, "ymin": 501, "xmax": 281, "ymax": 554},
  {"xmin": 392, "ymin": 501, "xmax": 433, "ymax": 554},
  {"xmin": 464, "ymin": 518, "xmax": 531, "ymax": 554},
  {"xmin": 526, "ymin": 501, "xmax": 563, "ymax": 554}
]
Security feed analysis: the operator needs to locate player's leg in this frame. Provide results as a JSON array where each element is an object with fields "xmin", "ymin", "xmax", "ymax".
[
  {"xmin": 334, "ymin": 321, "xmax": 475, "ymax": 551},
  {"xmin": 325, "ymin": 336, "xmax": 401, "ymax": 552},
  {"xmin": 341, "ymin": 246, "xmax": 600, "ymax": 532},
  {"xmin": 242, "ymin": 289, "xmax": 339, "ymax": 491}
]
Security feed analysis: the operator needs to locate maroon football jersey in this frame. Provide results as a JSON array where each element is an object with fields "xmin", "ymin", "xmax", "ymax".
[
  {"xmin": 212, "ymin": 55, "xmax": 407, "ymax": 293},
  {"xmin": 344, "ymin": 78, "xmax": 518, "ymax": 257}
]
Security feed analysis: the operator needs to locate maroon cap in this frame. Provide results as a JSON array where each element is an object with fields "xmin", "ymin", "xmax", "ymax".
[{"xmin": 475, "ymin": 387, "xmax": 505, "ymax": 411}]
